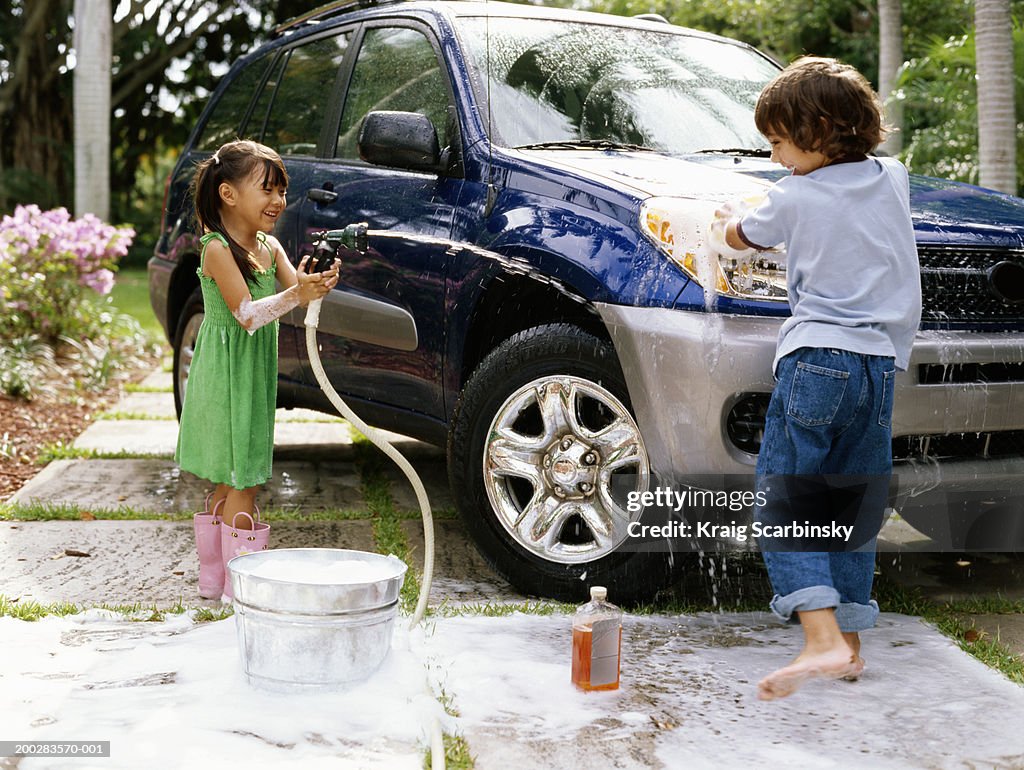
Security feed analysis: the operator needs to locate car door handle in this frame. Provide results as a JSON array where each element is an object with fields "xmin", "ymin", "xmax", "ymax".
[{"xmin": 306, "ymin": 187, "xmax": 338, "ymax": 204}]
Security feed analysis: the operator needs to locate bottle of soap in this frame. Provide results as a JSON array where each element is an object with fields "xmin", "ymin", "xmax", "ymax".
[{"xmin": 571, "ymin": 586, "xmax": 622, "ymax": 691}]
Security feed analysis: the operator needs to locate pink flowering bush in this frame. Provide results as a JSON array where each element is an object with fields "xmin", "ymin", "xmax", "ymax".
[
  {"xmin": 0, "ymin": 205, "xmax": 152, "ymax": 399},
  {"xmin": 0, "ymin": 204, "xmax": 135, "ymax": 342}
]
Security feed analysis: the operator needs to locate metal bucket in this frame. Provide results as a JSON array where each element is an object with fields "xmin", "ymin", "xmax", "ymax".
[{"xmin": 227, "ymin": 548, "xmax": 408, "ymax": 692}]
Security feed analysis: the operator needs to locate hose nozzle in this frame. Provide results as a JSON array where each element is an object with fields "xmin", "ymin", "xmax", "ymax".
[{"xmin": 310, "ymin": 222, "xmax": 369, "ymax": 273}]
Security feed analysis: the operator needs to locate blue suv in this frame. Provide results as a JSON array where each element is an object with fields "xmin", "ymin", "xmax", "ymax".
[{"xmin": 150, "ymin": 0, "xmax": 1024, "ymax": 602}]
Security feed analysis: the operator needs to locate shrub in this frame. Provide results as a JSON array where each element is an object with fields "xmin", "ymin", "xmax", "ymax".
[
  {"xmin": 0, "ymin": 204, "xmax": 135, "ymax": 342},
  {"xmin": 0, "ymin": 335, "xmax": 59, "ymax": 400},
  {"xmin": 0, "ymin": 205, "xmax": 151, "ymax": 400}
]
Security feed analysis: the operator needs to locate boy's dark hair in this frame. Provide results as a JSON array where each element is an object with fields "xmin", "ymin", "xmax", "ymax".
[
  {"xmin": 755, "ymin": 56, "xmax": 888, "ymax": 158},
  {"xmin": 191, "ymin": 139, "xmax": 289, "ymax": 285}
]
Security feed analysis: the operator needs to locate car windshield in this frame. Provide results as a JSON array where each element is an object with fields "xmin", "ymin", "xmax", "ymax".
[{"xmin": 456, "ymin": 16, "xmax": 779, "ymax": 155}]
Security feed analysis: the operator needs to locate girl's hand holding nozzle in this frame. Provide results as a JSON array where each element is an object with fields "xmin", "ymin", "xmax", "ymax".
[{"xmin": 296, "ymin": 255, "xmax": 340, "ymax": 303}]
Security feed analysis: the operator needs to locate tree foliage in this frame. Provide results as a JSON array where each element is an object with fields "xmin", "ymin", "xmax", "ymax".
[
  {"xmin": 0, "ymin": 1, "xmax": 74, "ymax": 208},
  {"xmin": 0, "ymin": 0, "xmax": 325, "ymax": 260},
  {"xmin": 0, "ymin": 0, "xmax": 1022, "ymax": 260},
  {"xmin": 581, "ymin": 0, "xmax": 975, "ymax": 83},
  {"xmin": 898, "ymin": 22, "xmax": 1024, "ymax": 192}
]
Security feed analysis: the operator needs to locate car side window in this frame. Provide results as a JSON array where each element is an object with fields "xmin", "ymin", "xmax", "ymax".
[
  {"xmin": 243, "ymin": 53, "xmax": 287, "ymax": 144},
  {"xmin": 257, "ymin": 33, "xmax": 351, "ymax": 156},
  {"xmin": 195, "ymin": 50, "xmax": 275, "ymax": 151},
  {"xmin": 335, "ymin": 26, "xmax": 452, "ymax": 161}
]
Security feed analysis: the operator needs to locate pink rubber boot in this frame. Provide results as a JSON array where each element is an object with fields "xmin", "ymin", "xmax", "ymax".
[
  {"xmin": 194, "ymin": 495, "xmax": 224, "ymax": 600},
  {"xmin": 220, "ymin": 511, "xmax": 270, "ymax": 601}
]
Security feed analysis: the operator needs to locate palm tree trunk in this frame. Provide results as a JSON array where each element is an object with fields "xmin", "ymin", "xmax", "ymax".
[
  {"xmin": 73, "ymin": 0, "xmax": 112, "ymax": 219},
  {"xmin": 878, "ymin": 0, "xmax": 904, "ymax": 155},
  {"xmin": 975, "ymin": 0, "xmax": 1017, "ymax": 194}
]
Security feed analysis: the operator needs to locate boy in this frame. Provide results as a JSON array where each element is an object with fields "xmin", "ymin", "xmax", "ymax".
[{"xmin": 712, "ymin": 56, "xmax": 922, "ymax": 700}]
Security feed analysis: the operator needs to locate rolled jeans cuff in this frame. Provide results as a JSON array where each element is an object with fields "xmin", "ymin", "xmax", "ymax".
[
  {"xmin": 835, "ymin": 599, "xmax": 880, "ymax": 632},
  {"xmin": 769, "ymin": 585, "xmax": 840, "ymax": 624}
]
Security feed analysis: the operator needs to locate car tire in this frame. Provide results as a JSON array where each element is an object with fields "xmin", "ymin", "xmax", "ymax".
[
  {"xmin": 448, "ymin": 323, "xmax": 676, "ymax": 603},
  {"xmin": 172, "ymin": 287, "xmax": 204, "ymax": 419}
]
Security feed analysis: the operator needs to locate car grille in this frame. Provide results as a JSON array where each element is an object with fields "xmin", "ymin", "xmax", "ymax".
[{"xmin": 919, "ymin": 245, "xmax": 1024, "ymax": 326}]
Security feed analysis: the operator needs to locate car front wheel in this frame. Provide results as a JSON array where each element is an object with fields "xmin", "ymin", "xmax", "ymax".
[{"xmin": 448, "ymin": 323, "xmax": 677, "ymax": 603}]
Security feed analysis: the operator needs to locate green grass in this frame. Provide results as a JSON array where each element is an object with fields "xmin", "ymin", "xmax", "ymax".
[
  {"xmin": 0, "ymin": 595, "xmax": 234, "ymax": 623},
  {"xmin": 395, "ymin": 507, "xmax": 457, "ymax": 521},
  {"xmin": 426, "ymin": 734, "xmax": 475, "ymax": 769},
  {"xmin": 125, "ymin": 383, "xmax": 172, "ymax": 393},
  {"xmin": 277, "ymin": 414, "xmax": 348, "ymax": 424},
  {"xmin": 875, "ymin": 577, "xmax": 1024, "ymax": 685},
  {"xmin": 0, "ymin": 596, "xmax": 84, "ymax": 621},
  {"xmin": 0, "ymin": 501, "xmax": 376, "ymax": 522},
  {"xmin": 97, "ymin": 411, "xmax": 175, "ymax": 421},
  {"xmin": 36, "ymin": 443, "xmax": 174, "ymax": 463},
  {"xmin": 425, "ymin": 683, "xmax": 475, "ymax": 769},
  {"xmin": 110, "ymin": 267, "xmax": 163, "ymax": 339},
  {"xmin": 353, "ymin": 434, "xmax": 422, "ymax": 614},
  {"xmin": 629, "ymin": 592, "xmax": 770, "ymax": 616},
  {"xmin": 0, "ymin": 502, "xmax": 189, "ymax": 521},
  {"xmin": 430, "ymin": 599, "xmax": 573, "ymax": 618}
]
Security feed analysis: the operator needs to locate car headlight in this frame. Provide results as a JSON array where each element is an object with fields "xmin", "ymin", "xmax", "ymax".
[{"xmin": 640, "ymin": 196, "xmax": 788, "ymax": 302}]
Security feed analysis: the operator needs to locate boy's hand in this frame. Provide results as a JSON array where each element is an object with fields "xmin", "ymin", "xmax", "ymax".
[
  {"xmin": 713, "ymin": 201, "xmax": 739, "ymax": 221},
  {"xmin": 708, "ymin": 208, "xmax": 754, "ymax": 259}
]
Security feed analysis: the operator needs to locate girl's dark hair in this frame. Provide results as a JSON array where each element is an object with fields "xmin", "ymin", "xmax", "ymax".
[
  {"xmin": 755, "ymin": 56, "xmax": 889, "ymax": 159},
  {"xmin": 191, "ymin": 139, "xmax": 289, "ymax": 285}
]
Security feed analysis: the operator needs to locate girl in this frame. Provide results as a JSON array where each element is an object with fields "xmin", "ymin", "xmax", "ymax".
[
  {"xmin": 175, "ymin": 139, "xmax": 339, "ymax": 600},
  {"xmin": 713, "ymin": 58, "xmax": 921, "ymax": 699}
]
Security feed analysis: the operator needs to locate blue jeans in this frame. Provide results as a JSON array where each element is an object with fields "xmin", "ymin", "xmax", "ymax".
[{"xmin": 755, "ymin": 347, "xmax": 896, "ymax": 632}]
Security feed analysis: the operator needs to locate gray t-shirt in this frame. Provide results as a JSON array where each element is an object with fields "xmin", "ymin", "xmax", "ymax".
[{"xmin": 739, "ymin": 155, "xmax": 921, "ymax": 373}]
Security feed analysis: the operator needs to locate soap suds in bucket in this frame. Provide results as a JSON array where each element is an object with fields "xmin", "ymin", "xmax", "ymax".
[{"xmin": 243, "ymin": 556, "xmax": 399, "ymax": 585}]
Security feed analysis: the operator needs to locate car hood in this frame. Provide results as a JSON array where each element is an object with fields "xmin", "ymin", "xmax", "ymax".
[
  {"xmin": 515, "ymin": 149, "xmax": 771, "ymax": 202},
  {"xmin": 516, "ymin": 149, "xmax": 1024, "ymax": 247}
]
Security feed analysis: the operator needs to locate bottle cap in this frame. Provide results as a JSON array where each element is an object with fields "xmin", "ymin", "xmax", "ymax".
[{"xmin": 590, "ymin": 586, "xmax": 607, "ymax": 601}]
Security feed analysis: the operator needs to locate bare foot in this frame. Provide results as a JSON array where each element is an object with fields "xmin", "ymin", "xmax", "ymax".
[
  {"xmin": 841, "ymin": 632, "xmax": 865, "ymax": 681},
  {"xmin": 757, "ymin": 647, "xmax": 859, "ymax": 700},
  {"xmin": 842, "ymin": 655, "xmax": 866, "ymax": 681}
]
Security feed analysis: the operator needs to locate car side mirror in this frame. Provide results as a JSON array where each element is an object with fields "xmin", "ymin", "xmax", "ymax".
[{"xmin": 358, "ymin": 110, "xmax": 441, "ymax": 174}]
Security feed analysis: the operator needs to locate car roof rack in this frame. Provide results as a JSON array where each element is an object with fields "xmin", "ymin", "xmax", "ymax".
[
  {"xmin": 632, "ymin": 12, "xmax": 670, "ymax": 23},
  {"xmin": 274, "ymin": 0, "xmax": 402, "ymax": 36}
]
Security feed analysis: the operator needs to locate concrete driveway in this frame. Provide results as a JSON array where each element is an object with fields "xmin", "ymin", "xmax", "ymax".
[{"xmin": 2, "ymin": 367, "xmax": 1023, "ymax": 769}]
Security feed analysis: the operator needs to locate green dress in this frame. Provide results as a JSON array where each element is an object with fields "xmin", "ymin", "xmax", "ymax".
[{"xmin": 175, "ymin": 232, "xmax": 279, "ymax": 490}]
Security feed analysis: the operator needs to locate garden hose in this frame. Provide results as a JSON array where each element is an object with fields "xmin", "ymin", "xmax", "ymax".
[
  {"xmin": 303, "ymin": 269, "xmax": 444, "ymax": 769},
  {"xmin": 302, "ymin": 296, "xmax": 435, "ymax": 627}
]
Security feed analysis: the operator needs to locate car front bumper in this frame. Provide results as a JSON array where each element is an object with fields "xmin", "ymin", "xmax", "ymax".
[{"xmin": 597, "ymin": 303, "xmax": 1024, "ymax": 509}]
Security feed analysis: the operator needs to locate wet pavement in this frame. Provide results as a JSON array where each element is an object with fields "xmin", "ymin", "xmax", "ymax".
[
  {"xmin": 4, "ymin": 609, "xmax": 1023, "ymax": 770},
  {"xmin": 2, "ymin": 367, "xmax": 1023, "ymax": 768}
]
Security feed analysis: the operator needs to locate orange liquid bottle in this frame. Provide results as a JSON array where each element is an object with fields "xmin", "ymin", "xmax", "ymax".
[{"xmin": 571, "ymin": 586, "xmax": 622, "ymax": 691}]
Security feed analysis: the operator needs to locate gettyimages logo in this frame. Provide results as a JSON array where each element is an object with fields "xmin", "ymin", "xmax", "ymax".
[
  {"xmin": 626, "ymin": 487, "xmax": 766, "ymax": 514},
  {"xmin": 613, "ymin": 474, "xmax": 894, "ymax": 553}
]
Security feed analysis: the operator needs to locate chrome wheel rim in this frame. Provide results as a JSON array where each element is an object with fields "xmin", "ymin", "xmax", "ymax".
[
  {"xmin": 482, "ymin": 376, "xmax": 649, "ymax": 564},
  {"xmin": 177, "ymin": 311, "xmax": 204, "ymax": 403}
]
